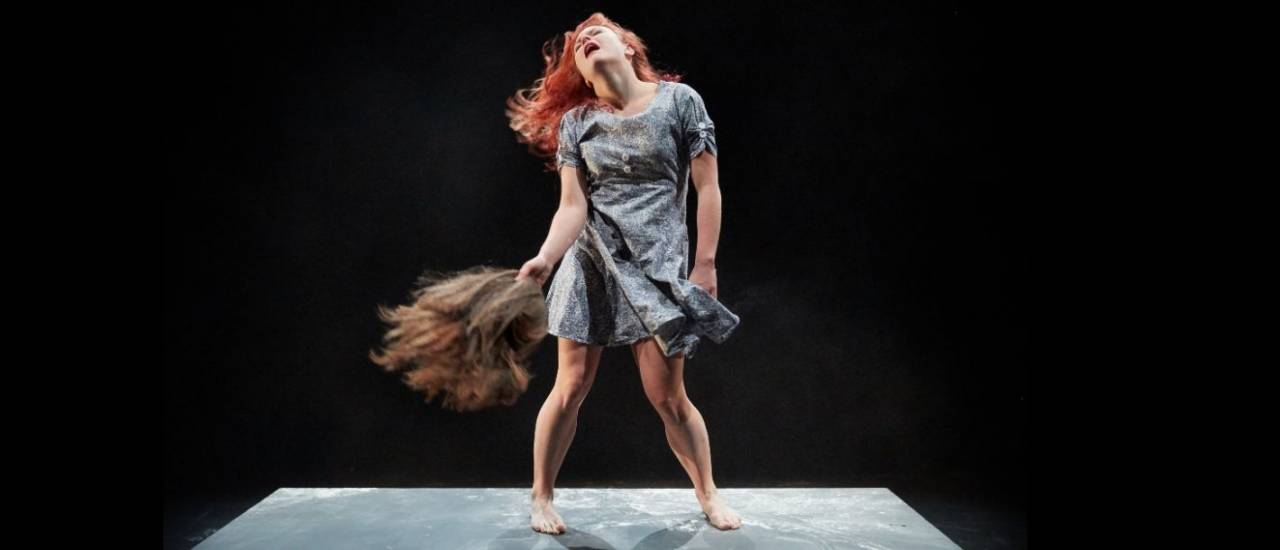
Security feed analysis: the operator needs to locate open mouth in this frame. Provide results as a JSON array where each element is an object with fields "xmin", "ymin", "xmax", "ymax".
[{"xmin": 585, "ymin": 43, "xmax": 599, "ymax": 56}]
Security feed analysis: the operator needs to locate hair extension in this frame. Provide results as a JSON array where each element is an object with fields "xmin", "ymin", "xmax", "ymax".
[{"xmin": 369, "ymin": 266, "xmax": 547, "ymax": 412}]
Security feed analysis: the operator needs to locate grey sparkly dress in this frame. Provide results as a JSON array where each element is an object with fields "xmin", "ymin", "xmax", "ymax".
[{"xmin": 545, "ymin": 80, "xmax": 740, "ymax": 360}]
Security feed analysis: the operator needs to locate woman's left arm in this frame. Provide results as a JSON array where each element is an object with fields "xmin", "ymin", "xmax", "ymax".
[{"xmin": 690, "ymin": 152, "xmax": 721, "ymax": 299}]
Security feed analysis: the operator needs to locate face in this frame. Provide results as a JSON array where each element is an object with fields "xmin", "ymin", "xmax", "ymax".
[{"xmin": 572, "ymin": 25, "xmax": 632, "ymax": 80}]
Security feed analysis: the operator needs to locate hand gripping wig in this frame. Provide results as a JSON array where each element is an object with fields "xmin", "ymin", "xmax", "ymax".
[{"xmin": 369, "ymin": 266, "xmax": 547, "ymax": 412}]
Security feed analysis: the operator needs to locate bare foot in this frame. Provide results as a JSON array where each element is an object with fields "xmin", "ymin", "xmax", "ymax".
[
  {"xmin": 530, "ymin": 494, "xmax": 566, "ymax": 534},
  {"xmin": 698, "ymin": 490, "xmax": 743, "ymax": 530}
]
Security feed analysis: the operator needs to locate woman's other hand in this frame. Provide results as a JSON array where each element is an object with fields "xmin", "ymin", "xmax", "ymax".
[{"xmin": 690, "ymin": 262, "xmax": 718, "ymax": 300}]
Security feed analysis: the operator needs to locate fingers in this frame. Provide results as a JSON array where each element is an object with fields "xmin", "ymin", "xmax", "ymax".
[{"xmin": 516, "ymin": 262, "xmax": 535, "ymax": 281}]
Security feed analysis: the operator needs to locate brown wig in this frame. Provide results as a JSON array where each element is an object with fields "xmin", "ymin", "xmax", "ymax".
[
  {"xmin": 369, "ymin": 266, "xmax": 547, "ymax": 412},
  {"xmin": 505, "ymin": 12, "xmax": 685, "ymax": 173}
]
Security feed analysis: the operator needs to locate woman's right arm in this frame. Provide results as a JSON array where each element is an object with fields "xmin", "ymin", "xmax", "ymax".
[
  {"xmin": 517, "ymin": 165, "xmax": 589, "ymax": 285},
  {"xmin": 539, "ymin": 165, "xmax": 590, "ymax": 264}
]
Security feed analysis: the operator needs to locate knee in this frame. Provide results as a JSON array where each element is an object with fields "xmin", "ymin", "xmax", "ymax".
[
  {"xmin": 647, "ymin": 393, "xmax": 690, "ymax": 424},
  {"xmin": 554, "ymin": 379, "xmax": 593, "ymax": 408}
]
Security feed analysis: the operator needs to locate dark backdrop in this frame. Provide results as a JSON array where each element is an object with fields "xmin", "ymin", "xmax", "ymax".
[{"xmin": 164, "ymin": 1, "xmax": 1027, "ymax": 512}]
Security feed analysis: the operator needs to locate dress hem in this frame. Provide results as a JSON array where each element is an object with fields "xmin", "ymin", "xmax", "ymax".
[
  {"xmin": 546, "ymin": 327, "xmax": 661, "ymax": 349},
  {"xmin": 547, "ymin": 305, "xmax": 737, "ymax": 361}
]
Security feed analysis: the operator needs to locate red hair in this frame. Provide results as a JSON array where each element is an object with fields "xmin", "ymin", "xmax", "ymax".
[{"xmin": 506, "ymin": 12, "xmax": 685, "ymax": 173}]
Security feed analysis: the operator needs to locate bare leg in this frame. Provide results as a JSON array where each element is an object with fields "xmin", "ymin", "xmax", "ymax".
[
  {"xmin": 631, "ymin": 337, "xmax": 743, "ymax": 530},
  {"xmin": 531, "ymin": 337, "xmax": 603, "ymax": 534},
  {"xmin": 629, "ymin": 342, "xmax": 703, "ymax": 492}
]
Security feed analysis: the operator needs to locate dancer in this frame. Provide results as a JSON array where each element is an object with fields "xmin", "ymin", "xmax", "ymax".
[{"xmin": 505, "ymin": 13, "xmax": 743, "ymax": 533}]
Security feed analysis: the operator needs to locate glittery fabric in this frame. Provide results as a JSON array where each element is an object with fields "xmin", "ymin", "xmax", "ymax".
[{"xmin": 545, "ymin": 80, "xmax": 740, "ymax": 360}]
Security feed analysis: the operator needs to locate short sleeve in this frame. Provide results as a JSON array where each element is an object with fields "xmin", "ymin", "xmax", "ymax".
[
  {"xmin": 555, "ymin": 109, "xmax": 582, "ymax": 169},
  {"xmin": 679, "ymin": 84, "xmax": 717, "ymax": 160}
]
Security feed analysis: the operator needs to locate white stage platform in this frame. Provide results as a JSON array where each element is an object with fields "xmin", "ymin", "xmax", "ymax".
[{"xmin": 192, "ymin": 487, "xmax": 963, "ymax": 549}]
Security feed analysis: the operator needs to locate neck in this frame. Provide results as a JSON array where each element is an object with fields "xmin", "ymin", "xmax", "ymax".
[{"xmin": 588, "ymin": 70, "xmax": 653, "ymax": 111}]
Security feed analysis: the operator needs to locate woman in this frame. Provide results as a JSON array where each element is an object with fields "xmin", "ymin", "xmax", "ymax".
[{"xmin": 507, "ymin": 13, "xmax": 743, "ymax": 534}]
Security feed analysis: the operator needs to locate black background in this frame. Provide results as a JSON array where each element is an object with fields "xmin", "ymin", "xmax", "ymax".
[{"xmin": 164, "ymin": 1, "xmax": 1028, "ymax": 543}]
